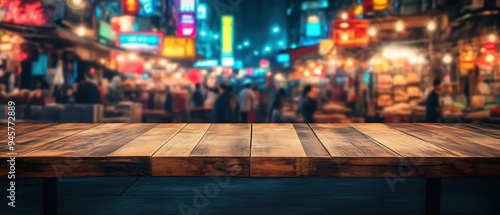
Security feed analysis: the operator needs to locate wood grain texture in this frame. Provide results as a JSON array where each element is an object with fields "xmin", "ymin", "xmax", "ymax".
[
  {"xmin": 350, "ymin": 124, "xmax": 457, "ymax": 160},
  {"xmin": 390, "ymin": 124, "xmax": 500, "ymax": 157},
  {"xmin": 251, "ymin": 124, "xmax": 316, "ymax": 177},
  {"xmin": 190, "ymin": 124, "xmax": 251, "ymax": 157},
  {"xmin": 108, "ymin": 124, "xmax": 186, "ymax": 157},
  {"xmin": 0, "ymin": 123, "xmax": 99, "ymax": 157},
  {"xmin": 24, "ymin": 123, "xmax": 155, "ymax": 157},
  {"xmin": 310, "ymin": 124, "xmax": 398, "ymax": 158},
  {"xmin": 1, "ymin": 123, "xmax": 57, "ymax": 143},
  {"xmin": 152, "ymin": 124, "xmax": 211, "ymax": 157},
  {"xmin": 420, "ymin": 124, "xmax": 500, "ymax": 152},
  {"xmin": 293, "ymin": 124, "xmax": 330, "ymax": 157},
  {"xmin": 463, "ymin": 124, "xmax": 500, "ymax": 139}
]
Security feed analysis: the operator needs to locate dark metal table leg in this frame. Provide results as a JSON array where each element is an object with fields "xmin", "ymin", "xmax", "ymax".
[
  {"xmin": 43, "ymin": 178, "xmax": 57, "ymax": 215},
  {"xmin": 426, "ymin": 178, "xmax": 441, "ymax": 215}
]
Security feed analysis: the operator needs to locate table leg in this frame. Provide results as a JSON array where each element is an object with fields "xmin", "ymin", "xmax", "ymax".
[
  {"xmin": 43, "ymin": 177, "xmax": 57, "ymax": 215},
  {"xmin": 425, "ymin": 178, "xmax": 441, "ymax": 215}
]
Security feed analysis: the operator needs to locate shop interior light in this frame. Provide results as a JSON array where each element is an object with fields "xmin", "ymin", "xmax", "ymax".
[
  {"xmin": 409, "ymin": 55, "xmax": 418, "ymax": 64},
  {"xmin": 75, "ymin": 26, "xmax": 86, "ymax": 37},
  {"xmin": 340, "ymin": 22, "xmax": 349, "ymax": 28},
  {"xmin": 117, "ymin": 55, "xmax": 125, "ymax": 62},
  {"xmin": 442, "ymin": 54, "xmax": 453, "ymax": 64},
  {"xmin": 427, "ymin": 21, "xmax": 436, "ymax": 32},
  {"xmin": 128, "ymin": 53, "xmax": 137, "ymax": 60},
  {"xmin": 99, "ymin": 58, "xmax": 106, "ymax": 64},
  {"xmin": 266, "ymin": 72, "xmax": 272, "ymax": 76},
  {"xmin": 201, "ymin": 69, "xmax": 208, "ymax": 76},
  {"xmin": 486, "ymin": 54, "xmax": 495, "ymax": 63},
  {"xmin": 341, "ymin": 33, "xmax": 349, "ymax": 41},
  {"xmin": 174, "ymin": 73, "xmax": 182, "ymax": 79},
  {"xmin": 368, "ymin": 26, "xmax": 377, "ymax": 36},
  {"xmin": 488, "ymin": 34, "xmax": 497, "ymax": 42},
  {"xmin": 160, "ymin": 59, "xmax": 167, "ymax": 66},
  {"xmin": 346, "ymin": 59, "xmax": 354, "ymax": 67},
  {"xmin": 1, "ymin": 34, "xmax": 10, "ymax": 43},
  {"xmin": 417, "ymin": 56, "xmax": 426, "ymax": 64},
  {"xmin": 68, "ymin": 0, "xmax": 86, "ymax": 10},
  {"xmin": 145, "ymin": 62, "xmax": 152, "ymax": 69},
  {"xmin": 341, "ymin": 12, "xmax": 348, "ymax": 20},
  {"xmin": 395, "ymin": 20, "xmax": 404, "ymax": 32},
  {"xmin": 304, "ymin": 70, "xmax": 311, "ymax": 77},
  {"xmin": 275, "ymin": 73, "xmax": 284, "ymax": 80}
]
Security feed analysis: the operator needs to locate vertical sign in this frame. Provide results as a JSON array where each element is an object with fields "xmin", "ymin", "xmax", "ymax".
[
  {"xmin": 123, "ymin": 0, "xmax": 139, "ymax": 15},
  {"xmin": 177, "ymin": 0, "xmax": 197, "ymax": 38},
  {"xmin": 221, "ymin": 15, "xmax": 234, "ymax": 66}
]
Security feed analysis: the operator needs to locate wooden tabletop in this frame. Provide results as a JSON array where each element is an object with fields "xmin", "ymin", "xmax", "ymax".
[{"xmin": 1, "ymin": 123, "xmax": 499, "ymax": 178}]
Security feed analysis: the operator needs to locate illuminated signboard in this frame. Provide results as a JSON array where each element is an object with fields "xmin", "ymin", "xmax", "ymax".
[
  {"xmin": 123, "ymin": 0, "xmax": 139, "ymax": 15},
  {"xmin": 116, "ymin": 32, "xmax": 164, "ymax": 52},
  {"xmin": 139, "ymin": 0, "xmax": 155, "ymax": 16},
  {"xmin": 221, "ymin": 15, "xmax": 233, "ymax": 56},
  {"xmin": 162, "ymin": 37, "xmax": 196, "ymax": 58},
  {"xmin": 180, "ymin": 0, "xmax": 195, "ymax": 12},
  {"xmin": 99, "ymin": 21, "xmax": 116, "ymax": 44},
  {"xmin": 0, "ymin": 0, "xmax": 48, "ymax": 26},
  {"xmin": 306, "ymin": 15, "xmax": 321, "ymax": 37},
  {"xmin": 177, "ymin": 0, "xmax": 196, "ymax": 38},
  {"xmin": 194, "ymin": 59, "xmax": 218, "ymax": 68},
  {"xmin": 332, "ymin": 20, "xmax": 368, "ymax": 47},
  {"xmin": 197, "ymin": 3, "xmax": 207, "ymax": 20}
]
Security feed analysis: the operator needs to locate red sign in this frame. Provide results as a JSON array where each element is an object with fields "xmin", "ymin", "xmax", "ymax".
[
  {"xmin": 332, "ymin": 20, "xmax": 368, "ymax": 47},
  {"xmin": 0, "ymin": 0, "xmax": 47, "ymax": 26},
  {"xmin": 484, "ymin": 42, "xmax": 497, "ymax": 51},
  {"xmin": 123, "ymin": 0, "xmax": 139, "ymax": 15}
]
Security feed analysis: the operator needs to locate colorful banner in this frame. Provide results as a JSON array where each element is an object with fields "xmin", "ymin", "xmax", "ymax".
[
  {"xmin": 162, "ymin": 36, "xmax": 196, "ymax": 58},
  {"xmin": 116, "ymin": 32, "xmax": 163, "ymax": 52},
  {"xmin": 0, "ymin": 0, "xmax": 49, "ymax": 26},
  {"xmin": 332, "ymin": 20, "xmax": 368, "ymax": 47},
  {"xmin": 177, "ymin": 0, "xmax": 197, "ymax": 38}
]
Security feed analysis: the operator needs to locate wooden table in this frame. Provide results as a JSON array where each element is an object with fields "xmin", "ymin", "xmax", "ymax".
[{"xmin": 1, "ymin": 123, "xmax": 500, "ymax": 215}]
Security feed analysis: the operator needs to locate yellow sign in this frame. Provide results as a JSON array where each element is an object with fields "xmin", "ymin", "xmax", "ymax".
[
  {"xmin": 221, "ymin": 15, "xmax": 233, "ymax": 55},
  {"xmin": 319, "ymin": 40, "xmax": 334, "ymax": 56},
  {"xmin": 162, "ymin": 37, "xmax": 196, "ymax": 58},
  {"xmin": 373, "ymin": 0, "xmax": 388, "ymax": 11}
]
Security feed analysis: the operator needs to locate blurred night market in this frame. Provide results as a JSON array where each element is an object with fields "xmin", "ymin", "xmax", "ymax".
[{"xmin": 1, "ymin": 0, "xmax": 500, "ymax": 124}]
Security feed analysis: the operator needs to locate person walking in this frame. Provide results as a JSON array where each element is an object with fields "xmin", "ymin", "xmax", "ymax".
[
  {"xmin": 269, "ymin": 88, "xmax": 286, "ymax": 123},
  {"xmin": 301, "ymin": 87, "xmax": 318, "ymax": 123},
  {"xmin": 213, "ymin": 84, "xmax": 233, "ymax": 123},
  {"xmin": 426, "ymin": 79, "xmax": 442, "ymax": 123},
  {"xmin": 238, "ymin": 79, "xmax": 256, "ymax": 123},
  {"xmin": 73, "ymin": 74, "xmax": 102, "ymax": 104}
]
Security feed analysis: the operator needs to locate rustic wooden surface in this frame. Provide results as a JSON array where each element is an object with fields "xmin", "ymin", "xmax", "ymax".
[{"xmin": 1, "ymin": 123, "xmax": 499, "ymax": 178}]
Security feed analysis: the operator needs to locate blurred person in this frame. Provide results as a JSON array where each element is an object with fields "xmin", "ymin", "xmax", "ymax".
[
  {"xmin": 238, "ymin": 79, "xmax": 256, "ymax": 123},
  {"xmin": 192, "ymin": 83, "xmax": 204, "ymax": 107},
  {"xmin": 226, "ymin": 85, "xmax": 239, "ymax": 122},
  {"xmin": 301, "ymin": 87, "xmax": 319, "ymax": 123},
  {"xmin": 255, "ymin": 90, "xmax": 269, "ymax": 123},
  {"xmin": 204, "ymin": 87, "xmax": 219, "ymax": 109},
  {"xmin": 296, "ymin": 85, "xmax": 312, "ymax": 116},
  {"xmin": 73, "ymin": 73, "xmax": 102, "ymax": 104},
  {"xmin": 213, "ymin": 84, "xmax": 233, "ymax": 123},
  {"xmin": 426, "ymin": 79, "xmax": 442, "ymax": 123},
  {"xmin": 269, "ymin": 89, "xmax": 287, "ymax": 123},
  {"xmin": 165, "ymin": 85, "xmax": 174, "ymax": 114},
  {"xmin": 107, "ymin": 76, "xmax": 124, "ymax": 104}
]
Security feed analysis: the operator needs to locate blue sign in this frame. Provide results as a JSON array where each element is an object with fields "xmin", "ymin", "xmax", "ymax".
[
  {"xmin": 117, "ymin": 32, "xmax": 164, "ymax": 52},
  {"xmin": 139, "ymin": 0, "xmax": 156, "ymax": 16},
  {"xmin": 276, "ymin": 54, "xmax": 290, "ymax": 63}
]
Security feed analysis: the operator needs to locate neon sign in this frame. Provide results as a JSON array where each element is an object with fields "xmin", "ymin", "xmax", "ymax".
[
  {"xmin": 123, "ymin": 0, "xmax": 139, "ymax": 15},
  {"xmin": 116, "ymin": 32, "xmax": 164, "ymax": 52},
  {"xmin": 139, "ymin": 0, "xmax": 155, "ymax": 16},
  {"xmin": 221, "ymin": 15, "xmax": 233, "ymax": 55},
  {"xmin": 0, "ymin": 0, "xmax": 47, "ymax": 26},
  {"xmin": 180, "ymin": 0, "xmax": 195, "ymax": 12}
]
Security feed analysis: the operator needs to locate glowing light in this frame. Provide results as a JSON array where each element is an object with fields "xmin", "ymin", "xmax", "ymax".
[
  {"xmin": 275, "ymin": 73, "xmax": 284, "ymax": 81},
  {"xmin": 253, "ymin": 51, "xmax": 259, "ymax": 55},
  {"xmin": 1, "ymin": 34, "xmax": 10, "ymax": 43},
  {"xmin": 273, "ymin": 27, "xmax": 280, "ymax": 33},
  {"xmin": 99, "ymin": 58, "xmax": 106, "ymax": 64},
  {"xmin": 409, "ymin": 55, "xmax": 418, "ymax": 64},
  {"xmin": 128, "ymin": 53, "xmax": 137, "ymax": 60},
  {"xmin": 427, "ymin": 21, "xmax": 436, "ymax": 31},
  {"xmin": 341, "ymin": 33, "xmax": 349, "ymax": 41},
  {"xmin": 417, "ymin": 56, "xmax": 426, "ymax": 64},
  {"xmin": 346, "ymin": 59, "xmax": 354, "ymax": 67},
  {"xmin": 201, "ymin": 69, "xmax": 208, "ymax": 75},
  {"xmin": 76, "ymin": 26, "xmax": 86, "ymax": 37},
  {"xmin": 368, "ymin": 26, "xmax": 377, "ymax": 36},
  {"xmin": 117, "ymin": 55, "xmax": 125, "ymax": 62},
  {"xmin": 266, "ymin": 72, "xmax": 272, "ymax": 76},
  {"xmin": 214, "ymin": 34, "xmax": 219, "ymax": 39},
  {"xmin": 341, "ymin": 12, "xmax": 348, "ymax": 20},
  {"xmin": 278, "ymin": 41, "xmax": 284, "ymax": 46},
  {"xmin": 200, "ymin": 31, "xmax": 206, "ymax": 36},
  {"xmin": 442, "ymin": 54, "xmax": 453, "ymax": 64},
  {"xmin": 395, "ymin": 20, "xmax": 404, "ymax": 32},
  {"xmin": 481, "ymin": 47, "xmax": 486, "ymax": 53},
  {"xmin": 340, "ymin": 22, "xmax": 349, "ymax": 28},
  {"xmin": 265, "ymin": 47, "xmax": 271, "ymax": 52},
  {"xmin": 485, "ymin": 54, "xmax": 495, "ymax": 63},
  {"xmin": 244, "ymin": 41, "xmax": 250, "ymax": 46},
  {"xmin": 304, "ymin": 70, "xmax": 311, "ymax": 77},
  {"xmin": 160, "ymin": 59, "xmax": 167, "ymax": 66},
  {"xmin": 145, "ymin": 62, "xmax": 152, "ymax": 69},
  {"xmin": 174, "ymin": 73, "xmax": 182, "ymax": 79},
  {"xmin": 68, "ymin": 0, "xmax": 86, "ymax": 10},
  {"xmin": 488, "ymin": 34, "xmax": 497, "ymax": 42}
]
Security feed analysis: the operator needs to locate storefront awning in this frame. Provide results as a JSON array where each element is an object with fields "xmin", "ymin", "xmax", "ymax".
[{"xmin": 277, "ymin": 45, "xmax": 320, "ymax": 63}]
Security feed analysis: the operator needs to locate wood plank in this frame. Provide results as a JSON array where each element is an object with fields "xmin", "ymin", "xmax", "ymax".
[
  {"xmin": 310, "ymin": 124, "xmax": 398, "ymax": 158},
  {"xmin": 24, "ymin": 123, "xmax": 155, "ymax": 157},
  {"xmin": 350, "ymin": 124, "xmax": 457, "ymax": 160},
  {"xmin": 421, "ymin": 124, "xmax": 500, "ymax": 152},
  {"xmin": 293, "ymin": 124, "xmax": 330, "ymax": 157},
  {"xmin": 463, "ymin": 124, "xmax": 500, "ymax": 139},
  {"xmin": 0, "ymin": 123, "xmax": 100, "ymax": 157},
  {"xmin": 152, "ymin": 124, "xmax": 251, "ymax": 176},
  {"xmin": 1, "ymin": 123, "xmax": 57, "ymax": 143},
  {"xmin": 190, "ymin": 124, "xmax": 251, "ymax": 157},
  {"xmin": 108, "ymin": 124, "xmax": 186, "ymax": 157},
  {"xmin": 152, "ymin": 124, "xmax": 210, "ymax": 157},
  {"xmin": 251, "ymin": 124, "xmax": 309, "ymax": 177},
  {"xmin": 390, "ymin": 124, "xmax": 500, "ymax": 157}
]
